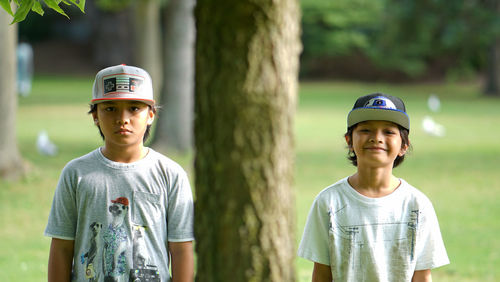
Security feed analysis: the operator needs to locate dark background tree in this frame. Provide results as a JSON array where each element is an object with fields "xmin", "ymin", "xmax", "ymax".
[
  {"xmin": 483, "ymin": 0, "xmax": 500, "ymax": 96},
  {"xmin": 194, "ymin": 0, "xmax": 301, "ymax": 280}
]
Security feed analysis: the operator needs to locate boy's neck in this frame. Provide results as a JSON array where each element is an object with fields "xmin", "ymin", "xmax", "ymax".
[
  {"xmin": 101, "ymin": 144, "xmax": 149, "ymax": 163},
  {"xmin": 348, "ymin": 167, "xmax": 400, "ymax": 198}
]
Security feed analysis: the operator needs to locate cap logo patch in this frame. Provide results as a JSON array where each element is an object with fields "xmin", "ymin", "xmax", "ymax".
[
  {"xmin": 103, "ymin": 74, "xmax": 144, "ymax": 96},
  {"xmin": 364, "ymin": 97, "xmax": 397, "ymax": 110}
]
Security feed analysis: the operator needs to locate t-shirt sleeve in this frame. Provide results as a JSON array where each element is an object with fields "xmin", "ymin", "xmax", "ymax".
[
  {"xmin": 44, "ymin": 165, "xmax": 78, "ymax": 240},
  {"xmin": 166, "ymin": 169, "xmax": 194, "ymax": 242},
  {"xmin": 297, "ymin": 195, "xmax": 331, "ymax": 265},
  {"xmin": 414, "ymin": 199, "xmax": 450, "ymax": 270}
]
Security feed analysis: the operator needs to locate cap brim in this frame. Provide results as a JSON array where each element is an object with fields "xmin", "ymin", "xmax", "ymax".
[
  {"xmin": 347, "ymin": 108, "xmax": 410, "ymax": 130},
  {"xmin": 91, "ymin": 97, "xmax": 155, "ymax": 106}
]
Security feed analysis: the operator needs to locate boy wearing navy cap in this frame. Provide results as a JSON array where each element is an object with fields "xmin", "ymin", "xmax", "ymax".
[
  {"xmin": 45, "ymin": 65, "xmax": 194, "ymax": 282},
  {"xmin": 298, "ymin": 93, "xmax": 449, "ymax": 281}
]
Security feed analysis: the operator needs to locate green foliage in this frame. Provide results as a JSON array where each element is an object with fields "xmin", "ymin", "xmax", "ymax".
[
  {"xmin": 95, "ymin": 0, "xmax": 131, "ymax": 11},
  {"xmin": 301, "ymin": 0, "xmax": 385, "ymax": 57},
  {"xmin": 368, "ymin": 0, "xmax": 500, "ymax": 77},
  {"xmin": 300, "ymin": 0, "xmax": 500, "ymax": 78},
  {"xmin": 0, "ymin": 0, "xmax": 85, "ymax": 23}
]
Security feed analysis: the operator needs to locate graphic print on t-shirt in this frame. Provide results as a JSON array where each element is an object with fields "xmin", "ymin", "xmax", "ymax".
[
  {"xmin": 80, "ymin": 196, "xmax": 160, "ymax": 281},
  {"xmin": 81, "ymin": 222, "xmax": 102, "ymax": 281},
  {"xmin": 102, "ymin": 197, "xmax": 129, "ymax": 280},
  {"xmin": 328, "ymin": 204, "xmax": 420, "ymax": 280},
  {"xmin": 129, "ymin": 225, "xmax": 161, "ymax": 281}
]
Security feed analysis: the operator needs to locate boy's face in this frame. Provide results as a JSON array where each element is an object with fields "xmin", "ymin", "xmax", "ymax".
[
  {"xmin": 346, "ymin": 120, "xmax": 408, "ymax": 169},
  {"xmin": 92, "ymin": 100, "xmax": 154, "ymax": 148}
]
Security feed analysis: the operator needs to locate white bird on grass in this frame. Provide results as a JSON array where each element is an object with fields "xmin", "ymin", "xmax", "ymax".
[
  {"xmin": 422, "ymin": 116, "xmax": 445, "ymax": 137},
  {"xmin": 36, "ymin": 130, "xmax": 58, "ymax": 156},
  {"xmin": 427, "ymin": 94, "xmax": 441, "ymax": 112}
]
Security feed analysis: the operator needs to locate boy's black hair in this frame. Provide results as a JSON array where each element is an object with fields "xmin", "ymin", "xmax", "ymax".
[
  {"xmin": 344, "ymin": 123, "xmax": 411, "ymax": 168},
  {"xmin": 88, "ymin": 104, "xmax": 157, "ymax": 142}
]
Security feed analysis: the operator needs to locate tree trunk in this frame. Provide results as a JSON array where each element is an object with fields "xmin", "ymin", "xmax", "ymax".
[
  {"xmin": 484, "ymin": 41, "xmax": 500, "ymax": 96},
  {"xmin": 194, "ymin": 0, "xmax": 301, "ymax": 281},
  {"xmin": 151, "ymin": 0, "xmax": 195, "ymax": 152},
  {"xmin": 0, "ymin": 7, "xmax": 25, "ymax": 179},
  {"xmin": 483, "ymin": 0, "xmax": 500, "ymax": 96},
  {"xmin": 132, "ymin": 0, "xmax": 163, "ymax": 98}
]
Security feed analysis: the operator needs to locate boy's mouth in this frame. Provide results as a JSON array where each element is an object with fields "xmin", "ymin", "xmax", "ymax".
[
  {"xmin": 365, "ymin": 146, "xmax": 386, "ymax": 151},
  {"xmin": 116, "ymin": 128, "xmax": 132, "ymax": 134}
]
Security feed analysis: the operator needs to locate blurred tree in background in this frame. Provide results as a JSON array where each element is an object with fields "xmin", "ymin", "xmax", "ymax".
[
  {"xmin": 300, "ymin": 0, "xmax": 500, "ymax": 92},
  {"xmin": 151, "ymin": 0, "xmax": 195, "ymax": 153},
  {"xmin": 0, "ymin": 4, "xmax": 25, "ymax": 179},
  {"xmin": 300, "ymin": 0, "xmax": 385, "ymax": 78}
]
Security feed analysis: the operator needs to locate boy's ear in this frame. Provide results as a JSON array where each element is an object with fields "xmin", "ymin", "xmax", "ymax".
[
  {"xmin": 91, "ymin": 112, "xmax": 98, "ymax": 125},
  {"xmin": 399, "ymin": 144, "xmax": 409, "ymax": 156},
  {"xmin": 147, "ymin": 109, "xmax": 155, "ymax": 125},
  {"xmin": 345, "ymin": 135, "xmax": 352, "ymax": 148}
]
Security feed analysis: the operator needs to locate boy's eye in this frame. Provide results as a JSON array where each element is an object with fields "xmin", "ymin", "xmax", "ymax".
[
  {"xmin": 105, "ymin": 107, "xmax": 115, "ymax": 112},
  {"xmin": 384, "ymin": 129, "xmax": 397, "ymax": 135}
]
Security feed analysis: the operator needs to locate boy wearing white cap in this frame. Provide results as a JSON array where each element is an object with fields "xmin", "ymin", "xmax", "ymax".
[
  {"xmin": 45, "ymin": 65, "xmax": 194, "ymax": 282},
  {"xmin": 298, "ymin": 93, "xmax": 449, "ymax": 281}
]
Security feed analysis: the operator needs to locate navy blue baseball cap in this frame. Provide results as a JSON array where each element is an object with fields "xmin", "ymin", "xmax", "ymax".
[{"xmin": 347, "ymin": 93, "xmax": 410, "ymax": 130}]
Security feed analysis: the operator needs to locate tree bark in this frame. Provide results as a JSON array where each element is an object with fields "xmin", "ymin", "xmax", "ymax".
[
  {"xmin": 0, "ymin": 7, "xmax": 25, "ymax": 179},
  {"xmin": 151, "ymin": 0, "xmax": 195, "ymax": 152},
  {"xmin": 194, "ymin": 0, "xmax": 301, "ymax": 281}
]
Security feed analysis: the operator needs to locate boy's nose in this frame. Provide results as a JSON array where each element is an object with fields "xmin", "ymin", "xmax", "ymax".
[
  {"xmin": 116, "ymin": 110, "xmax": 130, "ymax": 124},
  {"xmin": 370, "ymin": 130, "xmax": 383, "ymax": 142}
]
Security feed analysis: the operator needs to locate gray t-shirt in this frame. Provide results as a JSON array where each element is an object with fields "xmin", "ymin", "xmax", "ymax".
[
  {"xmin": 298, "ymin": 177, "xmax": 449, "ymax": 282},
  {"xmin": 45, "ymin": 148, "xmax": 194, "ymax": 282}
]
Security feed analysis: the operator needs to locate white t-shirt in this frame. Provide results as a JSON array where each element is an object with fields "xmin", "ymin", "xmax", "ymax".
[
  {"xmin": 45, "ymin": 148, "xmax": 194, "ymax": 282},
  {"xmin": 298, "ymin": 177, "xmax": 449, "ymax": 282}
]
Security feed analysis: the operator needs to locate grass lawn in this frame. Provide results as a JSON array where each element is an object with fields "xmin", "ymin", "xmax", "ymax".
[{"xmin": 1, "ymin": 76, "xmax": 499, "ymax": 281}]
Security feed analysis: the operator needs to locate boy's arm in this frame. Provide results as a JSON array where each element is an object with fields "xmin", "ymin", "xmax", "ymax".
[
  {"xmin": 48, "ymin": 238, "xmax": 75, "ymax": 282},
  {"xmin": 412, "ymin": 269, "xmax": 432, "ymax": 282},
  {"xmin": 169, "ymin": 241, "xmax": 194, "ymax": 282},
  {"xmin": 312, "ymin": 262, "xmax": 332, "ymax": 282}
]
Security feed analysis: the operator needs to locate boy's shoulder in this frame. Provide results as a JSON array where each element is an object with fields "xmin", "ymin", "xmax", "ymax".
[
  {"xmin": 62, "ymin": 148, "xmax": 101, "ymax": 171},
  {"xmin": 318, "ymin": 177, "xmax": 349, "ymax": 195},
  {"xmin": 313, "ymin": 177, "xmax": 350, "ymax": 204},
  {"xmin": 399, "ymin": 178, "xmax": 434, "ymax": 205},
  {"xmin": 146, "ymin": 148, "xmax": 187, "ymax": 174}
]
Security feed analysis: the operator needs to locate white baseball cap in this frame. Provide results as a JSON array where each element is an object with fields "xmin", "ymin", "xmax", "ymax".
[{"xmin": 91, "ymin": 64, "xmax": 155, "ymax": 106}]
